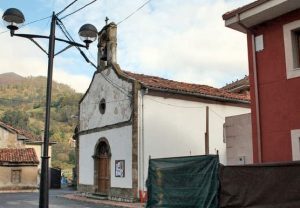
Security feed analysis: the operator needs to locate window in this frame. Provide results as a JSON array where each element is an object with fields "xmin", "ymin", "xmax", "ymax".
[
  {"xmin": 99, "ymin": 98, "xmax": 106, "ymax": 114},
  {"xmin": 291, "ymin": 129, "xmax": 300, "ymax": 161},
  {"xmin": 11, "ymin": 170, "xmax": 21, "ymax": 184},
  {"xmin": 283, "ymin": 20, "xmax": 300, "ymax": 79}
]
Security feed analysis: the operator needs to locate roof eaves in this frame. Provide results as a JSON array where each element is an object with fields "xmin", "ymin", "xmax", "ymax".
[
  {"xmin": 146, "ymin": 86, "xmax": 250, "ymax": 105},
  {"xmin": 222, "ymin": 0, "xmax": 270, "ymax": 20}
]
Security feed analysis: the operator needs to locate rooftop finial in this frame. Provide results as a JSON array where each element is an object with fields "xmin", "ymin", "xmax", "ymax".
[{"xmin": 105, "ymin": 17, "xmax": 109, "ymax": 25}]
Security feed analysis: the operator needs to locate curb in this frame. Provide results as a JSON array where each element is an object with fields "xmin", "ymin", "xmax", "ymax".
[{"xmin": 61, "ymin": 194, "xmax": 145, "ymax": 208}]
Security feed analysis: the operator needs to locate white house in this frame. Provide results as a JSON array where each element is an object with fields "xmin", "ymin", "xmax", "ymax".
[{"xmin": 75, "ymin": 22, "xmax": 250, "ymax": 201}]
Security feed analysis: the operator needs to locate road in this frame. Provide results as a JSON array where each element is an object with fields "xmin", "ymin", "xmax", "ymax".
[{"xmin": 0, "ymin": 189, "xmax": 116, "ymax": 208}]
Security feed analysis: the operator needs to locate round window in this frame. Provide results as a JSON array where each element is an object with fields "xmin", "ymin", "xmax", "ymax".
[{"xmin": 99, "ymin": 98, "xmax": 106, "ymax": 114}]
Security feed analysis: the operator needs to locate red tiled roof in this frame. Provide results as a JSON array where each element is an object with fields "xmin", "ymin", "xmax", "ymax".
[
  {"xmin": 222, "ymin": 75, "xmax": 250, "ymax": 90},
  {"xmin": 222, "ymin": 0, "xmax": 269, "ymax": 20},
  {"xmin": 0, "ymin": 121, "xmax": 42, "ymax": 142},
  {"xmin": 123, "ymin": 71, "xmax": 250, "ymax": 103},
  {"xmin": 0, "ymin": 148, "xmax": 39, "ymax": 165}
]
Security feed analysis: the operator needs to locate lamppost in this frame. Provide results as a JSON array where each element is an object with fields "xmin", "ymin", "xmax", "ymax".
[{"xmin": 2, "ymin": 8, "xmax": 98, "ymax": 208}]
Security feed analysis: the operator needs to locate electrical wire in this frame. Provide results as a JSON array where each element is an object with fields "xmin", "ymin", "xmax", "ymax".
[
  {"xmin": 117, "ymin": 0, "xmax": 152, "ymax": 25},
  {"xmin": 0, "ymin": 97, "xmax": 130, "ymax": 105},
  {"xmin": 57, "ymin": 0, "xmax": 79, "ymax": 16},
  {"xmin": 21, "ymin": 15, "xmax": 52, "ymax": 28},
  {"xmin": 209, "ymin": 108, "xmax": 225, "ymax": 121},
  {"xmin": 56, "ymin": 18, "xmax": 133, "ymax": 98},
  {"xmin": 60, "ymin": 0, "xmax": 98, "ymax": 20},
  {"xmin": 0, "ymin": 15, "xmax": 52, "ymax": 36},
  {"xmin": 146, "ymin": 97, "xmax": 207, "ymax": 109}
]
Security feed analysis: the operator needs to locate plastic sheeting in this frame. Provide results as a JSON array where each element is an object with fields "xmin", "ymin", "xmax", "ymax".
[
  {"xmin": 220, "ymin": 162, "xmax": 300, "ymax": 208},
  {"xmin": 146, "ymin": 155, "xmax": 219, "ymax": 208}
]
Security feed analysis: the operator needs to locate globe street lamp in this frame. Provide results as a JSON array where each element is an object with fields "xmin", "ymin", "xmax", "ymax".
[{"xmin": 2, "ymin": 8, "xmax": 98, "ymax": 208}]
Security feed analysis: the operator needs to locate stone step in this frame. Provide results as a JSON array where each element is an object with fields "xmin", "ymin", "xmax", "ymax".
[{"xmin": 86, "ymin": 193, "xmax": 108, "ymax": 200}]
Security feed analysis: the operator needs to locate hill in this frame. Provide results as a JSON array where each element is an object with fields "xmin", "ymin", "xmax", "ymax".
[{"xmin": 0, "ymin": 72, "xmax": 82, "ymax": 173}]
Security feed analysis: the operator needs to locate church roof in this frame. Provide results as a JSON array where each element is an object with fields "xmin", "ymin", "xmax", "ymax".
[
  {"xmin": 123, "ymin": 71, "xmax": 250, "ymax": 103},
  {"xmin": 0, "ymin": 148, "xmax": 39, "ymax": 165}
]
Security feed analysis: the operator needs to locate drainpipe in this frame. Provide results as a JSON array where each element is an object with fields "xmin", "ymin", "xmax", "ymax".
[
  {"xmin": 236, "ymin": 14, "xmax": 262, "ymax": 163},
  {"xmin": 138, "ymin": 88, "xmax": 146, "ymax": 202}
]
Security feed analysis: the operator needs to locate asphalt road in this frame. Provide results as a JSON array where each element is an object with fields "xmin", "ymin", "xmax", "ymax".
[{"xmin": 0, "ymin": 189, "xmax": 116, "ymax": 208}]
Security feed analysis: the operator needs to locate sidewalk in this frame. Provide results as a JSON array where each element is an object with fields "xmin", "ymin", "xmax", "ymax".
[{"xmin": 62, "ymin": 193, "xmax": 145, "ymax": 208}]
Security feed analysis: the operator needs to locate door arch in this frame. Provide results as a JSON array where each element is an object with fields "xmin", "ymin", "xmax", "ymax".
[{"xmin": 94, "ymin": 138, "xmax": 111, "ymax": 195}]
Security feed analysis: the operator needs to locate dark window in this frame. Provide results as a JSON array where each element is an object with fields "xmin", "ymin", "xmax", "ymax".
[
  {"xmin": 11, "ymin": 170, "xmax": 21, "ymax": 184},
  {"xmin": 293, "ymin": 30, "xmax": 300, "ymax": 68},
  {"xmin": 296, "ymin": 31, "xmax": 300, "ymax": 67},
  {"xmin": 99, "ymin": 98, "xmax": 106, "ymax": 114}
]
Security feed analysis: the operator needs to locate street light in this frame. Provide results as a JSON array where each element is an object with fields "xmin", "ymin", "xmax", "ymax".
[{"xmin": 2, "ymin": 8, "xmax": 97, "ymax": 208}]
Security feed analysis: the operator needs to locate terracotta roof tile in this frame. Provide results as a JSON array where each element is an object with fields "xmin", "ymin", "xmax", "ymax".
[
  {"xmin": 0, "ymin": 121, "xmax": 42, "ymax": 142},
  {"xmin": 222, "ymin": 76, "xmax": 249, "ymax": 90},
  {"xmin": 123, "ymin": 71, "xmax": 250, "ymax": 103},
  {"xmin": 0, "ymin": 148, "xmax": 39, "ymax": 165}
]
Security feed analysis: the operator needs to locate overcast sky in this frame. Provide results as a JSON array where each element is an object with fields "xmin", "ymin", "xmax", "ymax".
[{"xmin": 0, "ymin": 0, "xmax": 253, "ymax": 93}]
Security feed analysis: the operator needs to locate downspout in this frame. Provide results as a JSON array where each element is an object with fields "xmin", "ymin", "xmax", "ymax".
[
  {"xmin": 138, "ymin": 88, "xmax": 146, "ymax": 201},
  {"xmin": 236, "ymin": 14, "xmax": 262, "ymax": 163}
]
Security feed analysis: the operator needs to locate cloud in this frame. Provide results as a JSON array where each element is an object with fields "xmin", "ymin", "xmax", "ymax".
[{"xmin": 0, "ymin": 0, "xmax": 253, "ymax": 93}]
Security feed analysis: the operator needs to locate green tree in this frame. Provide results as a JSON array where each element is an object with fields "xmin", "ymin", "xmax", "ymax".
[{"xmin": 1, "ymin": 110, "xmax": 29, "ymax": 130}]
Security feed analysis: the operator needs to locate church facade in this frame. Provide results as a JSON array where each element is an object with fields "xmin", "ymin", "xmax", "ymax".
[{"xmin": 75, "ymin": 23, "xmax": 250, "ymax": 201}]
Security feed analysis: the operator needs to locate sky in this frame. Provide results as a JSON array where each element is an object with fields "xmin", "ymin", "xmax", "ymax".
[{"xmin": 0, "ymin": 0, "xmax": 253, "ymax": 93}]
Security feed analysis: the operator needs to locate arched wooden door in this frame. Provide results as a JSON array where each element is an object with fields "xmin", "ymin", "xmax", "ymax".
[{"xmin": 95, "ymin": 140, "xmax": 110, "ymax": 195}]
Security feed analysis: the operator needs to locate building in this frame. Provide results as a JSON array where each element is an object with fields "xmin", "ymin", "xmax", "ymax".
[
  {"xmin": 223, "ymin": 0, "xmax": 300, "ymax": 163},
  {"xmin": 224, "ymin": 113, "xmax": 253, "ymax": 165},
  {"xmin": 75, "ymin": 22, "xmax": 250, "ymax": 201},
  {"xmin": 0, "ymin": 148, "xmax": 39, "ymax": 190},
  {"xmin": 222, "ymin": 75, "xmax": 250, "ymax": 97},
  {"xmin": 0, "ymin": 121, "xmax": 54, "ymax": 188}
]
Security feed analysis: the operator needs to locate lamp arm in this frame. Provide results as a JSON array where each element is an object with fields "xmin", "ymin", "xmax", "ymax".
[{"xmin": 13, "ymin": 33, "xmax": 87, "ymax": 48}]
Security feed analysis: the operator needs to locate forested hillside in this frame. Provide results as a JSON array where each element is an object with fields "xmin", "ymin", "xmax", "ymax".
[{"xmin": 0, "ymin": 72, "xmax": 82, "ymax": 172}]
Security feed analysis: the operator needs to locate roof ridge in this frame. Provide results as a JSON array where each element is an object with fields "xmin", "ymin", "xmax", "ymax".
[{"xmin": 122, "ymin": 70, "xmax": 250, "ymax": 103}]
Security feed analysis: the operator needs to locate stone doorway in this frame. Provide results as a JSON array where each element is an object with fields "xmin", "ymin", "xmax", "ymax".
[{"xmin": 94, "ymin": 138, "xmax": 111, "ymax": 195}]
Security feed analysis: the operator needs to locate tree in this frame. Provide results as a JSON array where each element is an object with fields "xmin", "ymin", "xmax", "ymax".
[{"xmin": 1, "ymin": 110, "xmax": 29, "ymax": 130}]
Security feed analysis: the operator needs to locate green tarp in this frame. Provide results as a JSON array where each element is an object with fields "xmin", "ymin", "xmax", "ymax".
[{"xmin": 146, "ymin": 155, "xmax": 219, "ymax": 208}]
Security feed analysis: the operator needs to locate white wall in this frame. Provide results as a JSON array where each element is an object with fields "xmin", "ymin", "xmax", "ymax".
[
  {"xmin": 79, "ymin": 125, "xmax": 132, "ymax": 188},
  {"xmin": 139, "ymin": 94, "xmax": 250, "ymax": 189},
  {"xmin": 80, "ymin": 68, "xmax": 132, "ymax": 131},
  {"xmin": 225, "ymin": 113, "xmax": 253, "ymax": 165},
  {"xmin": 291, "ymin": 129, "xmax": 300, "ymax": 161},
  {"xmin": 79, "ymin": 67, "xmax": 134, "ymax": 190}
]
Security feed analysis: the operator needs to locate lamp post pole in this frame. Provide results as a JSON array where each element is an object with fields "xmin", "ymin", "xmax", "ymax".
[
  {"xmin": 39, "ymin": 12, "xmax": 56, "ymax": 208},
  {"xmin": 2, "ymin": 8, "xmax": 99, "ymax": 208}
]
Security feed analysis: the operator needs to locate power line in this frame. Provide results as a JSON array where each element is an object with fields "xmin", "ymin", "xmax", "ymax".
[
  {"xmin": 22, "ymin": 15, "xmax": 52, "ymax": 28},
  {"xmin": 0, "ymin": 15, "xmax": 52, "ymax": 36},
  {"xmin": 57, "ymin": 0, "xmax": 79, "ymax": 16},
  {"xmin": 209, "ymin": 108, "xmax": 225, "ymax": 121},
  {"xmin": 146, "ymin": 97, "xmax": 207, "ymax": 109},
  {"xmin": 60, "ymin": 0, "xmax": 98, "ymax": 20},
  {"xmin": 56, "ymin": 18, "xmax": 133, "ymax": 98},
  {"xmin": 117, "ymin": 0, "xmax": 152, "ymax": 25},
  {"xmin": 0, "ymin": 97, "xmax": 130, "ymax": 105}
]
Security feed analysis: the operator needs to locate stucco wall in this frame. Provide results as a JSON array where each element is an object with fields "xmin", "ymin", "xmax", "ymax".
[
  {"xmin": 79, "ymin": 126, "xmax": 132, "ymax": 188},
  {"xmin": 247, "ymin": 8, "xmax": 300, "ymax": 162},
  {"xmin": 0, "ymin": 128, "xmax": 24, "ymax": 148},
  {"xmin": 80, "ymin": 69, "xmax": 132, "ymax": 131},
  {"xmin": 139, "ymin": 94, "xmax": 250, "ymax": 189},
  {"xmin": 79, "ymin": 68, "xmax": 133, "ymax": 190},
  {"xmin": 225, "ymin": 113, "xmax": 253, "ymax": 165},
  {"xmin": 26, "ymin": 144, "xmax": 51, "ymax": 169},
  {"xmin": 0, "ymin": 166, "xmax": 38, "ymax": 189}
]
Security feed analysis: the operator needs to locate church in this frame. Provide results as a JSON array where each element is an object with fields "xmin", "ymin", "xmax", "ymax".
[{"xmin": 74, "ymin": 22, "xmax": 250, "ymax": 201}]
